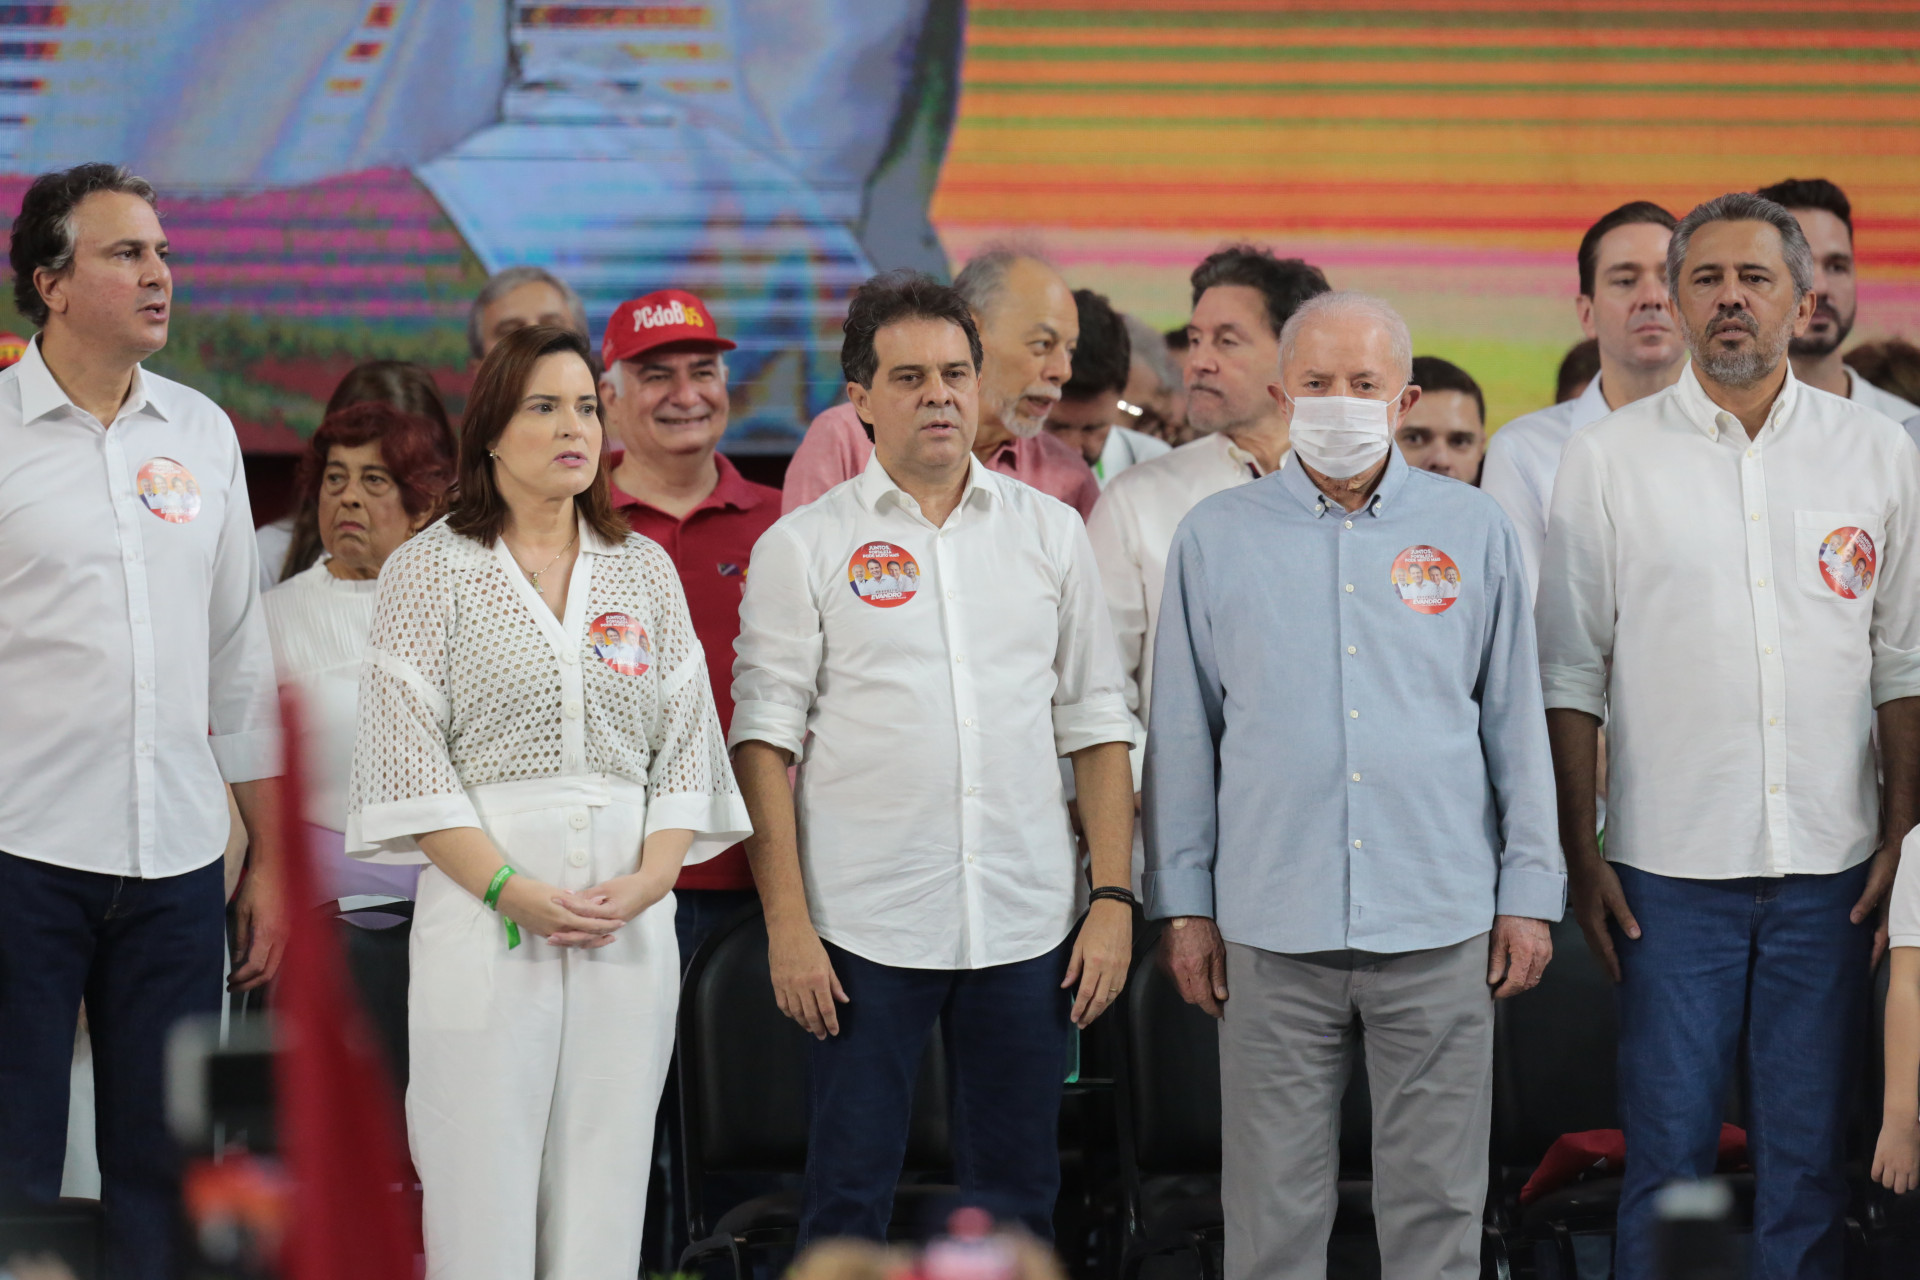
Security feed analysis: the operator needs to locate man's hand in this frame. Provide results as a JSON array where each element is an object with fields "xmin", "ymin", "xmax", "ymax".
[
  {"xmin": 1487, "ymin": 915, "xmax": 1553, "ymax": 999},
  {"xmin": 1851, "ymin": 839, "xmax": 1902, "ymax": 969},
  {"xmin": 1163, "ymin": 916, "xmax": 1228, "ymax": 1018},
  {"xmin": 1569, "ymin": 857, "xmax": 1640, "ymax": 984},
  {"xmin": 1064, "ymin": 899, "xmax": 1132, "ymax": 1028},
  {"xmin": 228, "ymin": 865, "xmax": 287, "ymax": 991},
  {"xmin": 769, "ymin": 919, "xmax": 847, "ymax": 1039}
]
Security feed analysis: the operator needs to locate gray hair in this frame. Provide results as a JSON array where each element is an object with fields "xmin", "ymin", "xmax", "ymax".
[
  {"xmin": 1277, "ymin": 291, "xmax": 1413, "ymax": 383},
  {"xmin": 952, "ymin": 241, "xmax": 1055, "ymax": 318},
  {"xmin": 1122, "ymin": 313, "xmax": 1181, "ymax": 392},
  {"xmin": 1666, "ymin": 193, "xmax": 1815, "ymax": 300},
  {"xmin": 466, "ymin": 265, "xmax": 588, "ymax": 360}
]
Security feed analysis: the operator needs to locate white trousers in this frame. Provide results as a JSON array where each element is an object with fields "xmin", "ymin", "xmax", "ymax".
[{"xmin": 408, "ymin": 777, "xmax": 678, "ymax": 1280}]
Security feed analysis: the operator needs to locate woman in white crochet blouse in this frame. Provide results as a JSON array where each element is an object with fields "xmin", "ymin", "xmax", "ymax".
[{"xmin": 347, "ymin": 325, "xmax": 751, "ymax": 1280}]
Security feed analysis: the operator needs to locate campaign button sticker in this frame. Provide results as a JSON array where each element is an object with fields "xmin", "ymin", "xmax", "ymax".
[
  {"xmin": 137, "ymin": 457, "xmax": 201, "ymax": 524},
  {"xmin": 847, "ymin": 541, "xmax": 920, "ymax": 608},
  {"xmin": 588, "ymin": 611, "xmax": 651, "ymax": 676},
  {"xmin": 1391, "ymin": 545, "xmax": 1461, "ymax": 614},
  {"xmin": 1818, "ymin": 526, "xmax": 1876, "ymax": 599}
]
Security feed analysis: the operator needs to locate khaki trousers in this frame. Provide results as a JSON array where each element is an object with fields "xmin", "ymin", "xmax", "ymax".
[{"xmin": 1219, "ymin": 934, "xmax": 1493, "ymax": 1280}]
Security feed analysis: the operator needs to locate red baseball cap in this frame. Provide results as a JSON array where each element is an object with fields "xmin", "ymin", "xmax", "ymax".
[{"xmin": 602, "ymin": 289, "xmax": 735, "ymax": 367}]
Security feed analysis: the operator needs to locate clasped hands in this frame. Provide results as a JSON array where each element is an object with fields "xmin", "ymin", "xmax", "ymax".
[{"xmin": 495, "ymin": 865, "xmax": 676, "ymax": 948}]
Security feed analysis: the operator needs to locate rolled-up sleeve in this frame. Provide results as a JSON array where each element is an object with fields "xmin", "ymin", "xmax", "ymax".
[
  {"xmin": 1087, "ymin": 484, "xmax": 1150, "ymax": 788},
  {"xmin": 1871, "ymin": 435, "xmax": 1920, "ymax": 706},
  {"xmin": 1049, "ymin": 516, "xmax": 1136, "ymax": 756},
  {"xmin": 1478, "ymin": 516, "xmax": 1567, "ymax": 921},
  {"xmin": 1536, "ymin": 432, "xmax": 1614, "ymax": 719},
  {"xmin": 729, "ymin": 522, "xmax": 821, "ymax": 758},
  {"xmin": 206, "ymin": 434, "xmax": 281, "ymax": 782},
  {"xmin": 1140, "ymin": 523, "xmax": 1223, "ymax": 921}
]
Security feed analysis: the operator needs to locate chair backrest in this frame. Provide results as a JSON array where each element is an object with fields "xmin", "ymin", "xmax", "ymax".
[
  {"xmin": 334, "ymin": 905, "xmax": 413, "ymax": 1095},
  {"xmin": 677, "ymin": 904, "xmax": 949, "ymax": 1181},
  {"xmin": 1114, "ymin": 928, "xmax": 1221, "ymax": 1176},
  {"xmin": 1492, "ymin": 916, "xmax": 1620, "ymax": 1171}
]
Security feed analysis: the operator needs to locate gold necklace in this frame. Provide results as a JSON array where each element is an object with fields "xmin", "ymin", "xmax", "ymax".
[{"xmin": 508, "ymin": 531, "xmax": 577, "ymax": 591}]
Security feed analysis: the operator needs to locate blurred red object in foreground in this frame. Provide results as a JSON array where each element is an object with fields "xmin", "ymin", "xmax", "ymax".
[
  {"xmin": 273, "ymin": 686, "xmax": 419, "ymax": 1280},
  {"xmin": 0, "ymin": 333, "xmax": 26, "ymax": 369}
]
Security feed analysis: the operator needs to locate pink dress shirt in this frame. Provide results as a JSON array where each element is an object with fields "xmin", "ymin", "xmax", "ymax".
[{"xmin": 780, "ymin": 402, "xmax": 1101, "ymax": 520}]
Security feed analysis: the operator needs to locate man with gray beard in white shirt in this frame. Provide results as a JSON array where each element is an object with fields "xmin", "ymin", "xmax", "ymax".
[{"xmin": 1538, "ymin": 192, "xmax": 1920, "ymax": 1280}]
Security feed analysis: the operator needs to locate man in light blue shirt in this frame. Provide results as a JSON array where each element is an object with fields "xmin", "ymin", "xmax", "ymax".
[{"xmin": 1143, "ymin": 292, "xmax": 1565, "ymax": 1280}]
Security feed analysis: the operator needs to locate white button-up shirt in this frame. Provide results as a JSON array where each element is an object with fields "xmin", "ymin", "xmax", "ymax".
[
  {"xmin": 0, "ymin": 336, "xmax": 279, "ymax": 876},
  {"xmin": 1538, "ymin": 365, "xmax": 1920, "ymax": 880},
  {"xmin": 730, "ymin": 452, "xmax": 1134, "ymax": 970},
  {"xmin": 1086, "ymin": 429, "xmax": 1277, "ymax": 782},
  {"xmin": 1848, "ymin": 366, "xmax": 1920, "ymax": 425},
  {"xmin": 1480, "ymin": 374, "xmax": 1613, "ymax": 602}
]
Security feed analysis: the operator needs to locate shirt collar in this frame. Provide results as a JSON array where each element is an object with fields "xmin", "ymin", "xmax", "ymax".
[
  {"xmin": 1567, "ymin": 372, "xmax": 1612, "ymax": 429},
  {"xmin": 15, "ymin": 333, "xmax": 166, "ymax": 426},
  {"xmin": 1217, "ymin": 430, "xmax": 1288, "ymax": 477},
  {"xmin": 1276, "ymin": 441, "xmax": 1410, "ymax": 519},
  {"xmin": 1671, "ymin": 360, "xmax": 1800, "ymax": 444},
  {"xmin": 608, "ymin": 451, "xmax": 762, "ymax": 518},
  {"xmin": 853, "ymin": 447, "xmax": 997, "ymax": 518}
]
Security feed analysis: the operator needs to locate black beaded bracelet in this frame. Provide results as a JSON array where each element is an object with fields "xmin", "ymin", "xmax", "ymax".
[{"xmin": 1088, "ymin": 886, "xmax": 1139, "ymax": 908}]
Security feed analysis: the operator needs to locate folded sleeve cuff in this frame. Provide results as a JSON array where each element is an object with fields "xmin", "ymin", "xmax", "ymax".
[
  {"xmin": 1871, "ymin": 649, "xmax": 1920, "ymax": 706},
  {"xmin": 348, "ymin": 792, "xmax": 481, "ymax": 855},
  {"xmin": 210, "ymin": 727, "xmax": 283, "ymax": 784},
  {"xmin": 1495, "ymin": 866, "xmax": 1569, "ymax": 922},
  {"xmin": 1052, "ymin": 694, "xmax": 1138, "ymax": 758},
  {"xmin": 645, "ymin": 792, "xmax": 755, "ymax": 867},
  {"xmin": 1891, "ymin": 934, "xmax": 1920, "ymax": 950},
  {"xmin": 726, "ymin": 698, "xmax": 809, "ymax": 759},
  {"xmin": 1144, "ymin": 867, "xmax": 1215, "ymax": 921},
  {"xmin": 1540, "ymin": 664, "xmax": 1607, "ymax": 719}
]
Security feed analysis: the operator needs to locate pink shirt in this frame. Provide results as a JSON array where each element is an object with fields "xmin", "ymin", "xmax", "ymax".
[{"xmin": 780, "ymin": 401, "xmax": 1101, "ymax": 521}]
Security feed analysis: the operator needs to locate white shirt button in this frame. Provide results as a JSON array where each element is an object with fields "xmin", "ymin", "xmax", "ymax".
[
  {"xmin": 1756, "ymin": 579, "xmax": 1766, "ymax": 588},
  {"xmin": 1349, "ymin": 709, "xmax": 1359, "ymax": 719},
  {"xmin": 1769, "ymin": 784, "xmax": 1780, "ymax": 795},
  {"xmin": 1344, "ymin": 520, "xmax": 1354, "ymax": 529},
  {"xmin": 965, "ymin": 786, "xmax": 976, "ymax": 796},
  {"xmin": 1352, "ymin": 839, "xmax": 1363, "ymax": 849},
  {"xmin": 964, "ymin": 718, "xmax": 974, "ymax": 727},
  {"xmin": 564, "ymin": 700, "xmax": 582, "ymax": 719},
  {"xmin": 1751, "ymin": 513, "xmax": 1760, "ymax": 522},
  {"xmin": 946, "ymin": 590, "xmax": 955, "ymax": 599},
  {"xmin": 1769, "ymin": 717, "xmax": 1778, "ymax": 726},
  {"xmin": 138, "ymin": 741, "xmax": 151, "ymax": 755},
  {"xmin": 955, "ymin": 655, "xmax": 964, "ymax": 664},
  {"xmin": 1764, "ymin": 646, "xmax": 1774, "ymax": 655},
  {"xmin": 1347, "ymin": 646, "xmax": 1357, "ymax": 655},
  {"xmin": 568, "ymin": 850, "xmax": 587, "ymax": 867},
  {"xmin": 138, "ymin": 678, "xmax": 151, "ymax": 691},
  {"xmin": 569, "ymin": 812, "xmax": 588, "ymax": 830},
  {"xmin": 965, "ymin": 853, "xmax": 975, "ymax": 863},
  {"xmin": 1344, "ymin": 584, "xmax": 1354, "ymax": 593},
  {"xmin": 1351, "ymin": 773, "xmax": 1361, "ymax": 782}
]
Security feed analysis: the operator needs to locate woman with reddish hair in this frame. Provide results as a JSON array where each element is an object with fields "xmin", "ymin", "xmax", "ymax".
[{"xmin": 263, "ymin": 400, "xmax": 456, "ymax": 920}]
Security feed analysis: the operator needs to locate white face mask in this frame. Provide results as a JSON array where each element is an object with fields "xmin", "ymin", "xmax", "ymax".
[{"xmin": 1285, "ymin": 388, "xmax": 1403, "ymax": 479}]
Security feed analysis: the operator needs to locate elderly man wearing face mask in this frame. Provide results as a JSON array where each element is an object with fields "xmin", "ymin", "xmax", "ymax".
[
  {"xmin": 1144, "ymin": 291, "xmax": 1564, "ymax": 1280},
  {"xmin": 781, "ymin": 247, "xmax": 1101, "ymax": 519}
]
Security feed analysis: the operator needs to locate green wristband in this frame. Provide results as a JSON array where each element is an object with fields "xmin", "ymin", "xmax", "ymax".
[{"xmin": 483, "ymin": 865, "xmax": 515, "ymax": 910}]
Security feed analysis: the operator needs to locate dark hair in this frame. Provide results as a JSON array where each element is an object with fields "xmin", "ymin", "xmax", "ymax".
[
  {"xmin": 1164, "ymin": 325, "xmax": 1190, "ymax": 353},
  {"xmin": 1755, "ymin": 177, "xmax": 1852, "ymax": 238},
  {"xmin": 446, "ymin": 325, "xmax": 627, "ymax": 549},
  {"xmin": 1576, "ymin": 201, "xmax": 1677, "ymax": 297},
  {"xmin": 1188, "ymin": 246, "xmax": 1330, "ymax": 339},
  {"xmin": 1063, "ymin": 288, "xmax": 1131, "ymax": 399},
  {"xmin": 1409, "ymin": 355, "xmax": 1485, "ymax": 426},
  {"xmin": 288, "ymin": 402, "xmax": 455, "ymax": 566},
  {"xmin": 1555, "ymin": 337, "xmax": 1601, "ymax": 404},
  {"xmin": 278, "ymin": 360, "xmax": 455, "ymax": 581},
  {"xmin": 1845, "ymin": 339, "xmax": 1920, "ymax": 406},
  {"xmin": 840, "ymin": 270, "xmax": 983, "ymax": 390},
  {"xmin": 10, "ymin": 163, "xmax": 159, "ymax": 327}
]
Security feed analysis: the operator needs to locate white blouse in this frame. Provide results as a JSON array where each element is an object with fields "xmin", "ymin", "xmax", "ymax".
[
  {"xmin": 347, "ymin": 517, "xmax": 749, "ymax": 863},
  {"xmin": 264, "ymin": 560, "xmax": 378, "ymax": 835}
]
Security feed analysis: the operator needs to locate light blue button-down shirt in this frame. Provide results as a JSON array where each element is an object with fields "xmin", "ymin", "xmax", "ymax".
[{"xmin": 1143, "ymin": 449, "xmax": 1565, "ymax": 954}]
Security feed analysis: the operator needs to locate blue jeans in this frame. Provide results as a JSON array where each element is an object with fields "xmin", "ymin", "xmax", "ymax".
[
  {"xmin": 0, "ymin": 852, "xmax": 227, "ymax": 1280},
  {"xmin": 799, "ymin": 938, "xmax": 1074, "ymax": 1246},
  {"xmin": 1612, "ymin": 862, "xmax": 1871, "ymax": 1280}
]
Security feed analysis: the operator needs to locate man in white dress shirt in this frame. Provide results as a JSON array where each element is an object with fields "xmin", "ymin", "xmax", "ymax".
[
  {"xmin": 1087, "ymin": 248, "xmax": 1329, "ymax": 813},
  {"xmin": 0, "ymin": 165, "xmax": 284, "ymax": 1280},
  {"xmin": 1757, "ymin": 177, "xmax": 1920, "ymax": 426},
  {"xmin": 1538, "ymin": 191, "xmax": 1920, "ymax": 1280},
  {"xmin": 730, "ymin": 271, "xmax": 1137, "ymax": 1245},
  {"xmin": 1481, "ymin": 201, "xmax": 1688, "ymax": 599}
]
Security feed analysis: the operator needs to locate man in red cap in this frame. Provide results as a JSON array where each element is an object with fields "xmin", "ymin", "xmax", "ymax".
[{"xmin": 601, "ymin": 289, "xmax": 781, "ymax": 961}]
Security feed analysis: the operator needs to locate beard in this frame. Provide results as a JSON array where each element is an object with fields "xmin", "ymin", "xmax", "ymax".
[
  {"xmin": 1787, "ymin": 296, "xmax": 1854, "ymax": 359},
  {"xmin": 1689, "ymin": 305, "xmax": 1794, "ymax": 389},
  {"xmin": 986, "ymin": 383, "xmax": 1055, "ymax": 439}
]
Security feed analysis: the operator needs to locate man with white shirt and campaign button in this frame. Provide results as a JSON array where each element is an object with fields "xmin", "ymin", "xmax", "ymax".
[
  {"xmin": 1538, "ymin": 192, "xmax": 1920, "ymax": 1280},
  {"xmin": 730, "ymin": 270, "xmax": 1137, "ymax": 1246},
  {"xmin": 1146, "ymin": 291, "xmax": 1562, "ymax": 1280},
  {"xmin": 0, "ymin": 165, "xmax": 284, "ymax": 1280}
]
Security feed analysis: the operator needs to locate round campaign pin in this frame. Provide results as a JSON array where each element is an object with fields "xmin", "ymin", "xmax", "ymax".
[
  {"xmin": 588, "ymin": 611, "xmax": 651, "ymax": 675},
  {"xmin": 1817, "ymin": 526, "xmax": 1876, "ymax": 599},
  {"xmin": 846, "ymin": 541, "xmax": 920, "ymax": 608},
  {"xmin": 1391, "ymin": 545, "xmax": 1462, "ymax": 614},
  {"xmin": 136, "ymin": 457, "xmax": 201, "ymax": 524}
]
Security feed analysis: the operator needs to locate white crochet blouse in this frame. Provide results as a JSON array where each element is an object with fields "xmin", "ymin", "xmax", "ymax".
[{"xmin": 346, "ymin": 517, "xmax": 750, "ymax": 863}]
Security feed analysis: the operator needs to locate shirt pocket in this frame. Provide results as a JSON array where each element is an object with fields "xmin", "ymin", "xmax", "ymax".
[{"xmin": 1794, "ymin": 509, "xmax": 1883, "ymax": 605}]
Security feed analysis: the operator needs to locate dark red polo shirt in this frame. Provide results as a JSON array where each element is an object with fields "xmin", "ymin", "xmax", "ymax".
[{"xmin": 610, "ymin": 452, "xmax": 782, "ymax": 891}]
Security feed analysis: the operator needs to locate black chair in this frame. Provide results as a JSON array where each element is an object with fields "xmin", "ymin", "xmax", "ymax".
[
  {"xmin": 1108, "ymin": 922, "xmax": 1375, "ymax": 1280},
  {"xmin": 334, "ymin": 900, "xmax": 413, "ymax": 1095},
  {"xmin": 676, "ymin": 903, "xmax": 953, "ymax": 1277},
  {"xmin": 0, "ymin": 1202, "xmax": 102, "ymax": 1280}
]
